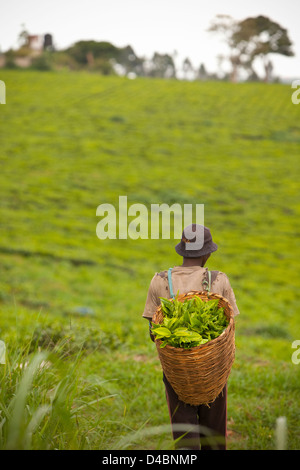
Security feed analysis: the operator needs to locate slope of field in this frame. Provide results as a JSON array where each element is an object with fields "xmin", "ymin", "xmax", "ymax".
[{"xmin": 0, "ymin": 70, "xmax": 299, "ymax": 449}]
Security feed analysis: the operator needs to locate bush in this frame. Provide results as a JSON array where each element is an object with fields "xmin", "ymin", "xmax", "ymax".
[
  {"xmin": 29, "ymin": 323, "xmax": 121, "ymax": 356},
  {"xmin": 30, "ymin": 53, "xmax": 53, "ymax": 71}
]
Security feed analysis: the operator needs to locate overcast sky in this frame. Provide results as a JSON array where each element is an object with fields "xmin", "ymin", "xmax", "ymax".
[{"xmin": 1, "ymin": 0, "xmax": 299, "ymax": 79}]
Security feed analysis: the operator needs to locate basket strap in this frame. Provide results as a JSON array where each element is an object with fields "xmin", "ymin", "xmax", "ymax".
[
  {"xmin": 203, "ymin": 270, "xmax": 219, "ymax": 292},
  {"xmin": 202, "ymin": 270, "xmax": 212, "ymax": 292},
  {"xmin": 168, "ymin": 267, "xmax": 175, "ymax": 299},
  {"xmin": 208, "ymin": 270, "xmax": 211, "ymax": 292}
]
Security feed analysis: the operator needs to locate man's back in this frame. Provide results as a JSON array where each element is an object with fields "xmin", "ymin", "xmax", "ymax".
[{"xmin": 143, "ymin": 265, "xmax": 239, "ymax": 320}]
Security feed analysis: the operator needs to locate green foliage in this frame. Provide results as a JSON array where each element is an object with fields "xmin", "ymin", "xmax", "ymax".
[
  {"xmin": 148, "ymin": 52, "xmax": 176, "ymax": 78},
  {"xmin": 64, "ymin": 41, "xmax": 143, "ymax": 75},
  {"xmin": 152, "ymin": 296, "xmax": 228, "ymax": 348},
  {"xmin": 233, "ymin": 16, "xmax": 294, "ymax": 58},
  {"xmin": 208, "ymin": 14, "xmax": 294, "ymax": 81},
  {"xmin": 30, "ymin": 52, "xmax": 53, "ymax": 71},
  {"xmin": 29, "ymin": 323, "xmax": 122, "ymax": 356},
  {"xmin": 66, "ymin": 40, "xmax": 121, "ymax": 64}
]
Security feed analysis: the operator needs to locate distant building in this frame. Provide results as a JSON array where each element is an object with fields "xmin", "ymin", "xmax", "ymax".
[
  {"xmin": 27, "ymin": 33, "xmax": 54, "ymax": 51},
  {"xmin": 43, "ymin": 34, "xmax": 54, "ymax": 51},
  {"xmin": 27, "ymin": 35, "xmax": 44, "ymax": 51},
  {"xmin": 0, "ymin": 33, "xmax": 55, "ymax": 69}
]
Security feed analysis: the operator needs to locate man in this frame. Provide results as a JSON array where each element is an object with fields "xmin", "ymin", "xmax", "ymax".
[{"xmin": 142, "ymin": 224, "xmax": 239, "ymax": 450}]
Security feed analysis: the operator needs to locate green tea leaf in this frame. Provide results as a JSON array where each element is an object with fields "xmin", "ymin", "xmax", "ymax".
[
  {"xmin": 152, "ymin": 295, "xmax": 229, "ymax": 349},
  {"xmin": 151, "ymin": 326, "xmax": 172, "ymax": 338}
]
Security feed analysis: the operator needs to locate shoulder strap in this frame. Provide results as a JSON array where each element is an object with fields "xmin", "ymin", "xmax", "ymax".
[
  {"xmin": 169, "ymin": 267, "xmax": 219, "ymax": 296},
  {"xmin": 168, "ymin": 267, "xmax": 175, "ymax": 299},
  {"xmin": 203, "ymin": 270, "xmax": 219, "ymax": 293},
  {"xmin": 210, "ymin": 270, "xmax": 219, "ymax": 286}
]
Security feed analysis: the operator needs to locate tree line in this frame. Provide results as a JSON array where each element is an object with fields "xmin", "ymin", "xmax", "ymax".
[{"xmin": 3, "ymin": 14, "xmax": 294, "ymax": 82}]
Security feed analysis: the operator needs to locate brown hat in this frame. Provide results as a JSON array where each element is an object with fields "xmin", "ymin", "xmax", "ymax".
[{"xmin": 175, "ymin": 224, "xmax": 218, "ymax": 258}]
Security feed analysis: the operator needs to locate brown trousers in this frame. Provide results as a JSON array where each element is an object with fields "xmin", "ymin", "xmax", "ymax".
[{"xmin": 163, "ymin": 374, "xmax": 227, "ymax": 450}]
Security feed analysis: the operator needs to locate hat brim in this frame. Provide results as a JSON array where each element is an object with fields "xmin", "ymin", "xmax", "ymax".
[{"xmin": 175, "ymin": 241, "xmax": 218, "ymax": 258}]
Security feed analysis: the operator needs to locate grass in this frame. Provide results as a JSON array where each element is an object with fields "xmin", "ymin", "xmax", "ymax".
[{"xmin": 0, "ymin": 69, "xmax": 299, "ymax": 449}]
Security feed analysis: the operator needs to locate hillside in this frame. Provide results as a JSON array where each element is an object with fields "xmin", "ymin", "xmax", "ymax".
[{"xmin": 0, "ymin": 70, "xmax": 299, "ymax": 449}]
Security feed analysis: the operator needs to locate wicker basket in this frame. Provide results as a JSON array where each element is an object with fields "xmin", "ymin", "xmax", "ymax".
[{"xmin": 152, "ymin": 290, "xmax": 235, "ymax": 406}]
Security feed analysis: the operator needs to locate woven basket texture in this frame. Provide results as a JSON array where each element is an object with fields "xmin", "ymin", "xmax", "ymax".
[{"xmin": 152, "ymin": 290, "xmax": 235, "ymax": 406}]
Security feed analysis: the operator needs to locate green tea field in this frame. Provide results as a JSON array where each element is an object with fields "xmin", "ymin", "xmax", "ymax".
[{"xmin": 0, "ymin": 69, "xmax": 299, "ymax": 450}]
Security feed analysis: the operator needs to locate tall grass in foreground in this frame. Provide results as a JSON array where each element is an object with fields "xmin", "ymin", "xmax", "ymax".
[
  {"xmin": 0, "ymin": 329, "xmax": 170, "ymax": 450},
  {"xmin": 0, "ymin": 324, "xmax": 123, "ymax": 450},
  {"xmin": 0, "ymin": 335, "xmax": 290, "ymax": 450},
  {"xmin": 0, "ymin": 339, "xmax": 227, "ymax": 451},
  {"xmin": 0, "ymin": 316, "xmax": 127, "ymax": 449},
  {"xmin": 0, "ymin": 338, "xmax": 82, "ymax": 449},
  {"xmin": 0, "ymin": 338, "xmax": 169, "ymax": 450}
]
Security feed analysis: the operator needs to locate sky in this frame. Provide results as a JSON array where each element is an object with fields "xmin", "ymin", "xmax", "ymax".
[{"xmin": 1, "ymin": 0, "xmax": 299, "ymax": 80}]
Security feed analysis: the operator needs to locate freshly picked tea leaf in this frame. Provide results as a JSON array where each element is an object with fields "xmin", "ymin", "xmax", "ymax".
[{"xmin": 151, "ymin": 295, "xmax": 229, "ymax": 349}]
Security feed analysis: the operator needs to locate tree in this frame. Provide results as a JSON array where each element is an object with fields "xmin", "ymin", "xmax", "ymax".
[
  {"xmin": 197, "ymin": 63, "xmax": 208, "ymax": 81},
  {"xmin": 65, "ymin": 40, "xmax": 145, "ymax": 76},
  {"xmin": 117, "ymin": 45, "xmax": 145, "ymax": 76},
  {"xmin": 17, "ymin": 24, "xmax": 29, "ymax": 48},
  {"xmin": 148, "ymin": 52, "xmax": 176, "ymax": 78},
  {"xmin": 208, "ymin": 14, "xmax": 294, "ymax": 82},
  {"xmin": 232, "ymin": 15, "xmax": 294, "ymax": 82},
  {"xmin": 207, "ymin": 15, "xmax": 241, "ymax": 82},
  {"xmin": 66, "ymin": 41, "xmax": 120, "ymax": 65},
  {"xmin": 182, "ymin": 57, "xmax": 194, "ymax": 80}
]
